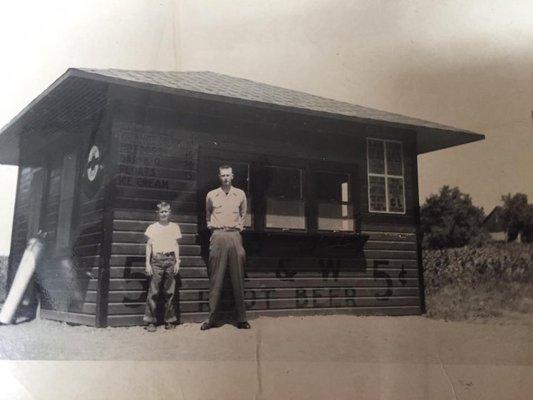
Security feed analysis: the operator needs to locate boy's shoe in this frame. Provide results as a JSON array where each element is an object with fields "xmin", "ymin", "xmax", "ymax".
[
  {"xmin": 144, "ymin": 323, "xmax": 157, "ymax": 332},
  {"xmin": 236, "ymin": 321, "xmax": 251, "ymax": 329},
  {"xmin": 165, "ymin": 322, "xmax": 177, "ymax": 330}
]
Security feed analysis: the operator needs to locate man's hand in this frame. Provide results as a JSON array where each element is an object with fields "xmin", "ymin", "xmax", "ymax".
[
  {"xmin": 145, "ymin": 263, "xmax": 153, "ymax": 276},
  {"xmin": 173, "ymin": 260, "xmax": 180, "ymax": 275}
]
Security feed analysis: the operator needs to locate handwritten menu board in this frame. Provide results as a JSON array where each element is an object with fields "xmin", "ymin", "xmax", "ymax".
[{"xmin": 117, "ymin": 131, "xmax": 194, "ymax": 189}]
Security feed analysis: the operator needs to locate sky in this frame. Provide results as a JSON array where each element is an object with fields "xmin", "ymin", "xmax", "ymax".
[{"xmin": 0, "ymin": 0, "xmax": 532, "ymax": 255}]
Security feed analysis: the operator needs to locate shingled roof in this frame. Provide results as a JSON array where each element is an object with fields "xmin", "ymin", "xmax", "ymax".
[
  {"xmin": 79, "ymin": 68, "xmax": 483, "ymax": 135},
  {"xmin": 0, "ymin": 68, "xmax": 484, "ymax": 164}
]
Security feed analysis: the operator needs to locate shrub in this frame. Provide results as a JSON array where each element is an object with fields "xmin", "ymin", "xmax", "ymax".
[
  {"xmin": 500, "ymin": 193, "xmax": 533, "ymax": 242},
  {"xmin": 420, "ymin": 186, "xmax": 489, "ymax": 249}
]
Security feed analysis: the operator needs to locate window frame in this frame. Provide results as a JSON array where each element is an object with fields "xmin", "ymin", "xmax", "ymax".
[
  {"xmin": 263, "ymin": 164, "xmax": 307, "ymax": 233},
  {"xmin": 313, "ymin": 169, "xmax": 356, "ymax": 233},
  {"xmin": 366, "ymin": 137, "xmax": 406, "ymax": 215}
]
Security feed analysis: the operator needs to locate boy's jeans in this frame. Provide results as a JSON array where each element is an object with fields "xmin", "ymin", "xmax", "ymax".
[{"xmin": 143, "ymin": 252, "xmax": 178, "ymax": 324}]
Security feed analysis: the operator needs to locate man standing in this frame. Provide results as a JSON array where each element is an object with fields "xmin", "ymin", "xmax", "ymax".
[
  {"xmin": 143, "ymin": 201, "xmax": 182, "ymax": 332},
  {"xmin": 201, "ymin": 165, "xmax": 250, "ymax": 330}
]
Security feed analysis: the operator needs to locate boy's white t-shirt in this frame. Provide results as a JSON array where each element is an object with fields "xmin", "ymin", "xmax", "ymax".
[{"xmin": 145, "ymin": 222, "xmax": 182, "ymax": 254}]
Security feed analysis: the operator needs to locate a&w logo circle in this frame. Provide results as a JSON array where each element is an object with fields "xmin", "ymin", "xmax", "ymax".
[
  {"xmin": 87, "ymin": 145, "xmax": 101, "ymax": 182},
  {"xmin": 83, "ymin": 142, "xmax": 104, "ymax": 198}
]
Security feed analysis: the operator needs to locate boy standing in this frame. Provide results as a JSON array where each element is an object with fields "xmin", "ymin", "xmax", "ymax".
[{"xmin": 143, "ymin": 201, "xmax": 182, "ymax": 332}]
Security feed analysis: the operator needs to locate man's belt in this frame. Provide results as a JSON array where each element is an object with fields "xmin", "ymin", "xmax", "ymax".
[{"xmin": 212, "ymin": 227, "xmax": 240, "ymax": 232}]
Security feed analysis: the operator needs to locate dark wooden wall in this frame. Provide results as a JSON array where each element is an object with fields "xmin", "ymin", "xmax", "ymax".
[
  {"xmin": 34, "ymin": 134, "xmax": 106, "ymax": 326},
  {"xmin": 7, "ymin": 84, "xmax": 110, "ymax": 326},
  {"xmin": 100, "ymin": 87, "xmax": 422, "ymax": 326}
]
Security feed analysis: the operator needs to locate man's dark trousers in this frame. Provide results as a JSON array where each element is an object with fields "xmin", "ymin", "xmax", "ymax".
[
  {"xmin": 207, "ymin": 229, "xmax": 247, "ymax": 323},
  {"xmin": 143, "ymin": 252, "xmax": 178, "ymax": 324}
]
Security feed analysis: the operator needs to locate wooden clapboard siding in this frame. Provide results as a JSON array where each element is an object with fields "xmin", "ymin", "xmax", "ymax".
[
  {"xmin": 109, "ymin": 255, "xmax": 205, "ymax": 267},
  {"xmin": 105, "ymin": 304, "xmax": 422, "ymax": 326},
  {"xmin": 116, "ymin": 177, "xmax": 196, "ymax": 191},
  {"xmin": 113, "ymin": 231, "xmax": 197, "ymax": 245},
  {"xmin": 111, "ymin": 243, "xmax": 200, "ymax": 256},
  {"xmin": 245, "ymin": 256, "xmax": 417, "ymax": 269},
  {"xmin": 114, "ymin": 209, "xmax": 198, "ymax": 223},
  {"xmin": 115, "ymin": 198, "xmax": 197, "ymax": 213},
  {"xmin": 39, "ymin": 184, "xmax": 105, "ymax": 321},
  {"xmin": 102, "ymin": 295, "xmax": 420, "ymax": 315},
  {"xmin": 97, "ymin": 104, "xmax": 424, "ymax": 326},
  {"xmin": 107, "ymin": 313, "xmax": 207, "ymax": 326},
  {"xmin": 115, "ymin": 187, "xmax": 197, "ymax": 202},
  {"xmin": 99, "ymin": 266, "xmax": 418, "ymax": 280},
  {"xmin": 98, "ymin": 277, "xmax": 417, "ymax": 295},
  {"xmin": 101, "ymin": 286, "xmax": 420, "ymax": 303},
  {"xmin": 247, "ymin": 306, "xmax": 421, "ymax": 318},
  {"xmin": 113, "ymin": 219, "xmax": 198, "ymax": 234}
]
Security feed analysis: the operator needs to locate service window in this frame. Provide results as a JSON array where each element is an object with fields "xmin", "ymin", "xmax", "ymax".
[
  {"xmin": 316, "ymin": 171, "xmax": 354, "ymax": 232},
  {"xmin": 367, "ymin": 138, "xmax": 405, "ymax": 213},
  {"xmin": 264, "ymin": 165, "xmax": 306, "ymax": 230}
]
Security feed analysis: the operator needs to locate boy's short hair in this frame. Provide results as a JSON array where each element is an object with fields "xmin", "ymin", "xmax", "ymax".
[
  {"xmin": 218, "ymin": 164, "xmax": 232, "ymax": 173},
  {"xmin": 156, "ymin": 201, "xmax": 171, "ymax": 211}
]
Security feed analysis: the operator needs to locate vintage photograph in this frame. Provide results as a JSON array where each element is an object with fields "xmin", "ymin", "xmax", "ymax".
[{"xmin": 0, "ymin": 1, "xmax": 532, "ymax": 399}]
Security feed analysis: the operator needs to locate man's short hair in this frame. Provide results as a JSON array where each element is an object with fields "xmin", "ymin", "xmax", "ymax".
[
  {"xmin": 156, "ymin": 201, "xmax": 171, "ymax": 211},
  {"xmin": 218, "ymin": 164, "xmax": 233, "ymax": 174}
]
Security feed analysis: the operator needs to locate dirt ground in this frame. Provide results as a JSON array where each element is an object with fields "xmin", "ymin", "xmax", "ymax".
[{"xmin": 1, "ymin": 312, "xmax": 532, "ymax": 400}]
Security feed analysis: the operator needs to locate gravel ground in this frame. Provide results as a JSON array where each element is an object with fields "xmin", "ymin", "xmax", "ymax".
[
  {"xmin": 1, "ymin": 313, "xmax": 532, "ymax": 400},
  {"xmin": 1, "ymin": 312, "xmax": 532, "ymax": 362}
]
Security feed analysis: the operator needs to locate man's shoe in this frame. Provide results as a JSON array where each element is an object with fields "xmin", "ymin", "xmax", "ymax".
[
  {"xmin": 200, "ymin": 322, "xmax": 212, "ymax": 331},
  {"xmin": 236, "ymin": 321, "xmax": 251, "ymax": 329},
  {"xmin": 165, "ymin": 323, "xmax": 177, "ymax": 330},
  {"xmin": 144, "ymin": 323, "xmax": 157, "ymax": 332}
]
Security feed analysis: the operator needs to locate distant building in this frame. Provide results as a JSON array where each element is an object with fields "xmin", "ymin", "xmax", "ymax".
[{"xmin": 482, "ymin": 206, "xmax": 507, "ymax": 241}]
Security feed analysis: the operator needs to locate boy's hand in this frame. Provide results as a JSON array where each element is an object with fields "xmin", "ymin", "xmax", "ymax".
[
  {"xmin": 145, "ymin": 264, "xmax": 153, "ymax": 276},
  {"xmin": 173, "ymin": 260, "xmax": 180, "ymax": 275}
]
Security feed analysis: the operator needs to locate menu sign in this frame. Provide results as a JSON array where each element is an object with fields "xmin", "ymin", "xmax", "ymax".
[{"xmin": 116, "ymin": 131, "xmax": 194, "ymax": 189}]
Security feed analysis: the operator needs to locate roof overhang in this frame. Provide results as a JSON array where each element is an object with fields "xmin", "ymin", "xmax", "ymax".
[{"xmin": 0, "ymin": 68, "xmax": 485, "ymax": 165}]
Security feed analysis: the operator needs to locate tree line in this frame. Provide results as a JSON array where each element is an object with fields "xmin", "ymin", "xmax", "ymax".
[{"xmin": 420, "ymin": 186, "xmax": 533, "ymax": 249}]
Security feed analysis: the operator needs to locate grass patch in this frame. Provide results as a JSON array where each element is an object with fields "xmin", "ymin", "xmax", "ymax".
[
  {"xmin": 424, "ymin": 243, "xmax": 533, "ymax": 320},
  {"xmin": 426, "ymin": 281, "xmax": 533, "ymax": 320}
]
